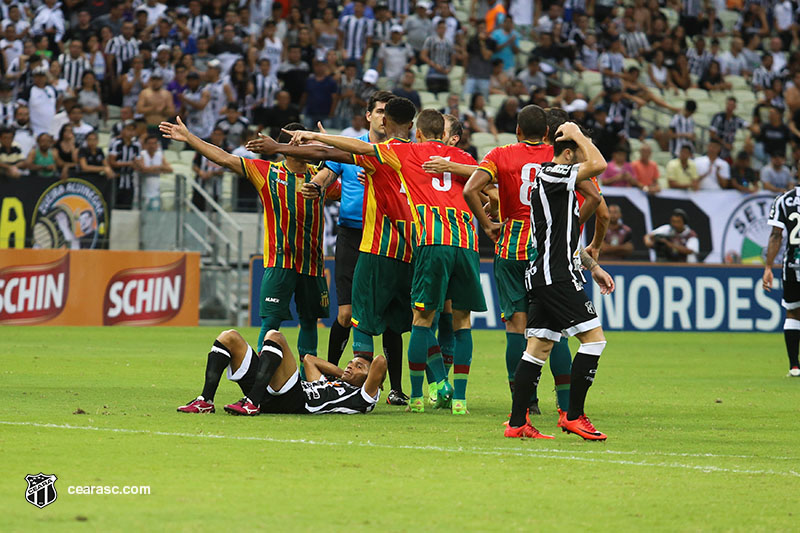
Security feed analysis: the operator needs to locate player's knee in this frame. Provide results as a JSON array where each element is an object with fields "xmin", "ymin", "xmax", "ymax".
[
  {"xmin": 788, "ymin": 309, "xmax": 800, "ymax": 320},
  {"xmin": 579, "ymin": 341, "xmax": 607, "ymax": 356},
  {"xmin": 337, "ymin": 307, "xmax": 352, "ymax": 325},
  {"xmin": 264, "ymin": 329, "xmax": 285, "ymax": 345},
  {"xmin": 217, "ymin": 329, "xmax": 242, "ymax": 345}
]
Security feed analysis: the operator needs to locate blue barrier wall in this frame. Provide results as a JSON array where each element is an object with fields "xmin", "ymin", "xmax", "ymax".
[{"xmin": 250, "ymin": 256, "xmax": 782, "ymax": 332}]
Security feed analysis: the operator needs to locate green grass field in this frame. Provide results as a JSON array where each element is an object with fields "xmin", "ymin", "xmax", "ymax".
[{"xmin": 2, "ymin": 326, "xmax": 798, "ymax": 531}]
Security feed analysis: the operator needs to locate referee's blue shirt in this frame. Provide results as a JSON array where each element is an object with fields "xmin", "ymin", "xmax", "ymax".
[{"xmin": 323, "ymin": 131, "xmax": 369, "ymax": 229}]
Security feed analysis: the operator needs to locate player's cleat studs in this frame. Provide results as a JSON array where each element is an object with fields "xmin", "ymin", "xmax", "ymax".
[
  {"xmin": 503, "ymin": 423, "xmax": 554, "ymax": 439},
  {"xmin": 177, "ymin": 397, "xmax": 215, "ymax": 414},
  {"xmin": 561, "ymin": 414, "xmax": 607, "ymax": 441},
  {"xmin": 387, "ymin": 390, "xmax": 410, "ymax": 405},
  {"xmin": 788, "ymin": 367, "xmax": 800, "ymax": 377},
  {"xmin": 451, "ymin": 399, "xmax": 468, "ymax": 415},
  {"xmin": 223, "ymin": 398, "xmax": 260, "ymax": 416},
  {"xmin": 405, "ymin": 397, "xmax": 425, "ymax": 413}
]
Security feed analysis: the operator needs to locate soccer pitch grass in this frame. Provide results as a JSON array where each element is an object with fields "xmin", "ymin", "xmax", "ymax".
[{"xmin": 2, "ymin": 327, "xmax": 798, "ymax": 531}]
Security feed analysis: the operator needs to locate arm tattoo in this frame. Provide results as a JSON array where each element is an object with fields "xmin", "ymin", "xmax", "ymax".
[{"xmin": 580, "ymin": 249, "xmax": 598, "ymax": 270}]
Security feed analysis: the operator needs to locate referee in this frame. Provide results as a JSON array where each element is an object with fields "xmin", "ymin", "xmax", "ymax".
[{"xmin": 305, "ymin": 90, "xmax": 409, "ymax": 405}]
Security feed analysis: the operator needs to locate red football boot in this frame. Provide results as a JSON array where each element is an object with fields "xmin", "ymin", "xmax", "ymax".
[
  {"xmin": 504, "ymin": 423, "xmax": 554, "ymax": 439},
  {"xmin": 177, "ymin": 397, "xmax": 215, "ymax": 413},
  {"xmin": 557, "ymin": 408, "xmax": 567, "ymax": 428},
  {"xmin": 561, "ymin": 414, "xmax": 607, "ymax": 441},
  {"xmin": 224, "ymin": 397, "xmax": 260, "ymax": 416}
]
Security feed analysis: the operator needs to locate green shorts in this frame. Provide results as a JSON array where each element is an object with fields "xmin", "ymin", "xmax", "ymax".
[
  {"xmin": 259, "ymin": 267, "xmax": 330, "ymax": 321},
  {"xmin": 493, "ymin": 256, "xmax": 529, "ymax": 321},
  {"xmin": 411, "ymin": 245, "xmax": 487, "ymax": 313},
  {"xmin": 351, "ymin": 253, "xmax": 413, "ymax": 336}
]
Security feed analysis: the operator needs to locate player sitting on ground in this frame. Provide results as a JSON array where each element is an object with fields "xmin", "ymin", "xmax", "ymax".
[{"xmin": 178, "ymin": 329, "xmax": 386, "ymax": 415}]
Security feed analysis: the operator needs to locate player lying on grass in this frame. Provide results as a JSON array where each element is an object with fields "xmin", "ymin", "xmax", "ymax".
[
  {"xmin": 505, "ymin": 121, "xmax": 615, "ymax": 441},
  {"xmin": 178, "ymin": 329, "xmax": 387, "ymax": 415}
]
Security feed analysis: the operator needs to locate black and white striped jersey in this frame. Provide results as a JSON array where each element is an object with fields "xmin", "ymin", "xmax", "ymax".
[
  {"xmin": 387, "ymin": 0, "xmax": 411, "ymax": 17},
  {"xmin": 768, "ymin": 187, "xmax": 800, "ymax": 281},
  {"xmin": 58, "ymin": 53, "xmax": 91, "ymax": 90},
  {"xmin": 0, "ymin": 100, "xmax": 17, "ymax": 127},
  {"xmin": 187, "ymin": 13, "xmax": 214, "ymax": 39},
  {"xmin": 251, "ymin": 72, "xmax": 280, "ymax": 108},
  {"xmin": 669, "ymin": 113, "xmax": 695, "ymax": 156},
  {"xmin": 525, "ymin": 162, "xmax": 585, "ymax": 289},
  {"xmin": 339, "ymin": 15, "xmax": 374, "ymax": 60},
  {"xmin": 301, "ymin": 378, "xmax": 379, "ymax": 414},
  {"xmin": 108, "ymin": 137, "xmax": 142, "ymax": 191},
  {"xmin": 105, "ymin": 35, "xmax": 140, "ymax": 75}
]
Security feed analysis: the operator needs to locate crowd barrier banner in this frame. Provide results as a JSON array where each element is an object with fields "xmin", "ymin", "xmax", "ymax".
[
  {"xmin": 0, "ymin": 176, "xmax": 113, "ymax": 250},
  {"xmin": 0, "ymin": 249, "xmax": 200, "ymax": 326},
  {"xmin": 250, "ymin": 256, "xmax": 781, "ymax": 333}
]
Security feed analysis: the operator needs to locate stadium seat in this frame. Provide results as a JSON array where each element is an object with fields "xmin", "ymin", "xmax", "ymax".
[
  {"xmin": 449, "ymin": 65, "xmax": 464, "ymax": 81},
  {"xmin": 518, "ymin": 40, "xmax": 535, "ymax": 54},
  {"xmin": 488, "ymin": 94, "xmax": 506, "ymax": 110},
  {"xmin": 496, "ymin": 133, "xmax": 517, "ymax": 146},
  {"xmin": 581, "ymin": 71, "xmax": 602, "ymax": 87},
  {"xmin": 419, "ymin": 91, "xmax": 437, "ymax": 107},
  {"xmin": 728, "ymin": 76, "xmax": 748, "ymax": 90},
  {"xmin": 686, "ymin": 88, "xmax": 711, "ymax": 102},
  {"xmin": 652, "ymin": 150, "xmax": 673, "ymax": 166},
  {"xmin": 471, "ymin": 132, "xmax": 496, "ymax": 148},
  {"xmin": 718, "ymin": 10, "xmax": 739, "ymax": 32},
  {"xmin": 628, "ymin": 138, "xmax": 642, "ymax": 153}
]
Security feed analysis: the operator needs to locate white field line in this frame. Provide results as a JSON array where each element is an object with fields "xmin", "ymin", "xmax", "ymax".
[{"xmin": 2, "ymin": 421, "xmax": 798, "ymax": 478}]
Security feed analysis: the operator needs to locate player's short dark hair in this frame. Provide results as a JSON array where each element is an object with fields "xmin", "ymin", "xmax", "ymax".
[
  {"xmin": 545, "ymin": 107, "xmax": 570, "ymax": 144},
  {"xmin": 367, "ymin": 90, "xmax": 395, "ymax": 113},
  {"xmin": 516, "ymin": 104, "xmax": 547, "ymax": 139},
  {"xmin": 278, "ymin": 122, "xmax": 305, "ymax": 144},
  {"xmin": 416, "ymin": 109, "xmax": 445, "ymax": 139},
  {"xmin": 385, "ymin": 97, "xmax": 417, "ymax": 125},
  {"xmin": 444, "ymin": 114, "xmax": 462, "ymax": 140},
  {"xmin": 552, "ymin": 125, "xmax": 589, "ymax": 157}
]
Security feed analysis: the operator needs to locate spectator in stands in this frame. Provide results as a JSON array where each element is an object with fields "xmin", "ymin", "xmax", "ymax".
[
  {"xmin": 669, "ymin": 54, "xmax": 692, "ymax": 92},
  {"xmin": 53, "ymin": 124, "xmax": 77, "ymax": 180},
  {"xmin": 665, "ymin": 100, "xmax": 697, "ymax": 156},
  {"xmin": 439, "ymin": 93, "xmax": 461, "ymax": 119},
  {"xmin": 490, "ymin": 15, "xmax": 520, "ymax": 74},
  {"xmin": 709, "ymin": 97, "xmax": 748, "ymax": 160},
  {"xmin": 341, "ymin": 114, "xmax": 369, "ymax": 138},
  {"xmin": 65, "ymin": 105, "xmax": 94, "ymax": 147},
  {"xmin": 665, "ymin": 145, "xmax": 700, "ymax": 190},
  {"xmin": 786, "ymin": 71, "xmax": 800, "ymax": 115},
  {"xmin": 29, "ymin": 66, "xmax": 57, "ymax": 137},
  {"xmin": 600, "ymin": 204, "xmax": 634, "ymax": 261},
  {"xmin": 600, "ymin": 147, "xmax": 641, "ymax": 188},
  {"xmin": 622, "ymin": 66, "xmax": 681, "ymax": 113},
  {"xmin": 599, "ymin": 37, "xmax": 625, "ymax": 91},
  {"xmin": 12, "ymin": 105, "xmax": 34, "ymax": 156},
  {"xmin": 621, "ymin": 16, "xmax": 650, "ymax": 61},
  {"xmin": 137, "ymin": 72, "xmax": 174, "ymax": 146},
  {"xmin": 720, "ymin": 37, "xmax": 750, "ymax": 77},
  {"xmin": 575, "ymin": 32, "xmax": 599, "ymax": 71},
  {"xmin": 404, "ymin": 0, "xmax": 433, "ymax": 63},
  {"xmin": 494, "ymin": 97, "xmax": 519, "ymax": 134},
  {"xmin": 631, "ymin": 144, "xmax": 661, "ymax": 193},
  {"xmin": 463, "ymin": 93, "xmax": 497, "ymax": 137},
  {"xmin": 108, "ymin": 120, "xmax": 142, "ymax": 210},
  {"xmin": 698, "ymin": 60, "xmax": 731, "ymax": 92},
  {"xmin": 754, "ymin": 106, "xmax": 791, "ymax": 161},
  {"xmin": 536, "ymin": 4, "xmax": 562, "ymax": 35},
  {"xmin": 376, "ymin": 25, "xmax": 415, "ymax": 86},
  {"xmin": 517, "ymin": 57, "xmax": 547, "ymax": 93},
  {"xmin": 303, "ymin": 59, "xmax": 339, "ymax": 129},
  {"xmin": 646, "ymin": 208, "xmax": 700, "ymax": 262},
  {"xmin": 464, "ymin": 21, "xmax": 495, "ymax": 98},
  {"xmin": 23, "ymin": 132, "xmax": 56, "ymax": 179},
  {"xmin": 489, "ymin": 58, "xmax": 510, "ymax": 95},
  {"xmin": 77, "ymin": 72, "xmax": 103, "ymax": 130},
  {"xmin": 278, "ymin": 45, "xmax": 311, "ymax": 106},
  {"xmin": 421, "ymin": 19, "xmax": 456, "ymax": 95},
  {"xmin": 121, "ymin": 55, "xmax": 150, "ymax": 110},
  {"xmin": 751, "ymin": 54, "xmax": 775, "ymax": 92},
  {"xmin": 768, "ymin": 36, "xmax": 788, "ymax": 75},
  {"xmin": 393, "ymin": 70, "xmax": 421, "ymax": 110},
  {"xmin": 695, "ymin": 139, "xmax": 731, "ymax": 190},
  {"xmin": 729, "ymin": 151, "xmax": 760, "ymax": 193},
  {"xmin": 334, "ymin": 62, "xmax": 361, "ymax": 129},
  {"xmin": 0, "ymin": 125, "xmax": 24, "ymax": 178},
  {"xmin": 647, "ymin": 49, "xmax": 673, "ymax": 94},
  {"xmin": 135, "ymin": 134, "xmax": 172, "ymax": 211},
  {"xmin": 264, "ymin": 90, "xmax": 301, "ymax": 139},
  {"xmin": 338, "ymin": 0, "xmax": 373, "ymax": 69},
  {"xmin": 215, "ymin": 103, "xmax": 250, "ymax": 149},
  {"xmin": 686, "ymin": 36, "xmax": 713, "ymax": 78},
  {"xmin": 192, "ymin": 127, "xmax": 228, "ymax": 212},
  {"xmin": 760, "ymin": 153, "xmax": 795, "ymax": 193}
]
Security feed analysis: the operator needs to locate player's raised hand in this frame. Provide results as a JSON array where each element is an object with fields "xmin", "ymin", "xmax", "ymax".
[
  {"xmin": 591, "ymin": 266, "xmax": 615, "ymax": 295},
  {"xmin": 422, "ymin": 156, "xmax": 452, "ymax": 174},
  {"xmin": 300, "ymin": 182, "xmax": 322, "ymax": 199},
  {"xmin": 316, "ymin": 121, "xmax": 327, "ymax": 134},
  {"xmin": 763, "ymin": 267, "xmax": 774, "ymax": 292},
  {"xmin": 159, "ymin": 116, "xmax": 189, "ymax": 142},
  {"xmin": 281, "ymin": 128, "xmax": 316, "ymax": 146},
  {"xmin": 482, "ymin": 218, "xmax": 508, "ymax": 242},
  {"xmin": 245, "ymin": 132, "xmax": 279, "ymax": 155},
  {"xmin": 554, "ymin": 121, "xmax": 581, "ymax": 142}
]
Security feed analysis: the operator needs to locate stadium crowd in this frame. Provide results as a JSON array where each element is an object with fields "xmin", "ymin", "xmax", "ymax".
[{"xmin": 0, "ymin": 0, "xmax": 798, "ymax": 214}]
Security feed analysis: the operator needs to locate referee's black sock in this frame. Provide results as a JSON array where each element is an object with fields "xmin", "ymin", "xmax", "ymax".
[
  {"xmin": 201, "ymin": 340, "xmax": 231, "ymax": 403},
  {"xmin": 383, "ymin": 328, "xmax": 404, "ymax": 393},
  {"xmin": 327, "ymin": 319, "xmax": 351, "ymax": 367},
  {"xmin": 245, "ymin": 341, "xmax": 284, "ymax": 407},
  {"xmin": 567, "ymin": 342, "xmax": 606, "ymax": 421},
  {"xmin": 509, "ymin": 353, "xmax": 544, "ymax": 428},
  {"xmin": 784, "ymin": 319, "xmax": 800, "ymax": 368}
]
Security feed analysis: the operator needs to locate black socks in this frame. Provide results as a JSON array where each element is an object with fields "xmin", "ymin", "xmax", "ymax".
[
  {"xmin": 509, "ymin": 354, "xmax": 544, "ymax": 428},
  {"xmin": 201, "ymin": 340, "xmax": 231, "ymax": 402},
  {"xmin": 246, "ymin": 340, "xmax": 284, "ymax": 407},
  {"xmin": 327, "ymin": 319, "xmax": 351, "ymax": 367}
]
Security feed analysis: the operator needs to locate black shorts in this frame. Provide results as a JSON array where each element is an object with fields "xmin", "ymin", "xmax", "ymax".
[
  {"xmin": 783, "ymin": 273, "xmax": 800, "ymax": 310},
  {"xmin": 227, "ymin": 348, "xmax": 307, "ymax": 414},
  {"xmin": 526, "ymin": 281, "xmax": 601, "ymax": 342},
  {"xmin": 335, "ymin": 226, "xmax": 362, "ymax": 306}
]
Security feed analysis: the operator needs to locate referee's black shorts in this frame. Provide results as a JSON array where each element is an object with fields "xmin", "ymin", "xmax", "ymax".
[
  {"xmin": 526, "ymin": 281, "xmax": 601, "ymax": 342},
  {"xmin": 335, "ymin": 226, "xmax": 362, "ymax": 306}
]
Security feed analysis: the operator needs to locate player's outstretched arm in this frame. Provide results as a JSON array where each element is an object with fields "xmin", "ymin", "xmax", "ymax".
[
  {"xmin": 464, "ymin": 168, "xmax": 504, "ymax": 241},
  {"xmin": 422, "ymin": 156, "xmax": 477, "ymax": 178},
  {"xmin": 159, "ymin": 116, "xmax": 243, "ymax": 175},
  {"xmin": 555, "ymin": 122, "xmax": 607, "ymax": 181},
  {"xmin": 363, "ymin": 355, "xmax": 387, "ymax": 399},
  {"xmin": 581, "ymin": 249, "xmax": 615, "ymax": 295},
  {"xmin": 303, "ymin": 355, "xmax": 345, "ymax": 381},
  {"xmin": 763, "ymin": 226, "xmax": 783, "ymax": 292},
  {"xmin": 246, "ymin": 133, "xmax": 353, "ymax": 165},
  {"xmin": 282, "ymin": 129, "xmax": 374, "ymax": 156}
]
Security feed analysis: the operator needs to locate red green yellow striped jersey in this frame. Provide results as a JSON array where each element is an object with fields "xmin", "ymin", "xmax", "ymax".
[
  {"xmin": 373, "ymin": 140, "xmax": 478, "ymax": 251},
  {"xmin": 478, "ymin": 141, "xmax": 553, "ymax": 260},
  {"xmin": 241, "ymin": 158, "xmax": 325, "ymax": 276},
  {"xmin": 352, "ymin": 138, "xmax": 416, "ymax": 263}
]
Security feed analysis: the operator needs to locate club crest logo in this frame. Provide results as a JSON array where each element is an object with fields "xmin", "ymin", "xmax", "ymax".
[
  {"xmin": 31, "ymin": 179, "xmax": 108, "ymax": 249},
  {"xmin": 320, "ymin": 290, "xmax": 329, "ymax": 308},
  {"xmin": 721, "ymin": 194, "xmax": 783, "ymax": 265},
  {"xmin": 585, "ymin": 301, "xmax": 596, "ymax": 315},
  {"xmin": 25, "ymin": 473, "xmax": 58, "ymax": 509}
]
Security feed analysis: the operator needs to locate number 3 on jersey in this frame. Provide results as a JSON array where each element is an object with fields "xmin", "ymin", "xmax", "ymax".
[
  {"xmin": 519, "ymin": 162, "xmax": 541, "ymax": 206},
  {"xmin": 431, "ymin": 156, "xmax": 452, "ymax": 191}
]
